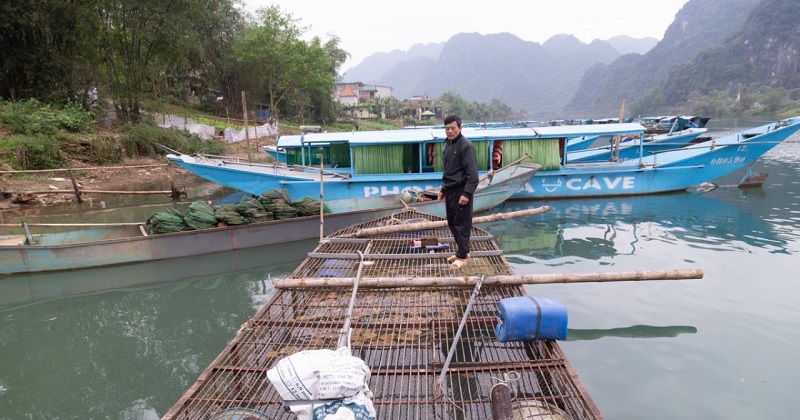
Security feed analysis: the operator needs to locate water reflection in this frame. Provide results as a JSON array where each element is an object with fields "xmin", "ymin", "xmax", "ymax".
[
  {"xmin": 0, "ymin": 239, "xmax": 315, "ymax": 311},
  {"xmin": 0, "ymin": 248, "xmax": 306, "ymax": 418},
  {"xmin": 567, "ymin": 325, "xmax": 697, "ymax": 341},
  {"xmin": 483, "ymin": 190, "xmax": 790, "ymax": 264}
]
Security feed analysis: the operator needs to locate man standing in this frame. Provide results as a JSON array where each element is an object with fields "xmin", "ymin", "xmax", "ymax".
[{"xmin": 438, "ymin": 115, "xmax": 479, "ymax": 270}]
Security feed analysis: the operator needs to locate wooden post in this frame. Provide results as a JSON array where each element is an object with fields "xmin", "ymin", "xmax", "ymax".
[
  {"xmin": 613, "ymin": 99, "xmax": 625, "ymax": 162},
  {"xmin": 242, "ymin": 91, "xmax": 252, "ymax": 161},
  {"xmin": 67, "ymin": 169, "xmax": 83, "ymax": 203},
  {"xmin": 319, "ymin": 153, "xmax": 324, "ymax": 241},
  {"xmin": 253, "ymin": 110, "xmax": 259, "ymax": 146},
  {"xmin": 167, "ymin": 165, "xmax": 181, "ymax": 199},
  {"xmin": 22, "ymin": 221, "xmax": 34, "ymax": 244}
]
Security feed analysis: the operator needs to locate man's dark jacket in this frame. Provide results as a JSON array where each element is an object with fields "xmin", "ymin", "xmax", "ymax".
[{"xmin": 441, "ymin": 134, "xmax": 479, "ymax": 197}]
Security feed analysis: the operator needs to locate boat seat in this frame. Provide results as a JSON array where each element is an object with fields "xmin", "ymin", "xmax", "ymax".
[{"xmin": 0, "ymin": 235, "xmax": 27, "ymax": 246}]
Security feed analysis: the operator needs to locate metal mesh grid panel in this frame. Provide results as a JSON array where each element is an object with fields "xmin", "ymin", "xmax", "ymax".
[{"xmin": 164, "ymin": 209, "xmax": 602, "ymax": 419}]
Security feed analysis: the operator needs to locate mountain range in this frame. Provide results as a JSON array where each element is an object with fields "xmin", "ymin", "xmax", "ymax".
[{"xmin": 342, "ymin": 0, "xmax": 799, "ymax": 118}]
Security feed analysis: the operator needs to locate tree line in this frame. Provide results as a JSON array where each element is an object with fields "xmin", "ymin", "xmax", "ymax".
[{"xmin": 0, "ymin": 1, "xmax": 346, "ymax": 124}]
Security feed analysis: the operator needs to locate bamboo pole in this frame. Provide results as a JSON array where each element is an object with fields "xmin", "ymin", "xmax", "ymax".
[
  {"xmin": 0, "ymin": 222, "xmax": 144, "ymax": 227},
  {"xmin": 274, "ymin": 269, "xmax": 704, "ymax": 289},
  {"xmin": 480, "ymin": 153, "xmax": 532, "ymax": 183},
  {"xmin": 6, "ymin": 190, "xmax": 174, "ymax": 195},
  {"xmin": 0, "ymin": 164, "xmax": 168, "ymax": 174},
  {"xmin": 351, "ymin": 206, "xmax": 551, "ymax": 237}
]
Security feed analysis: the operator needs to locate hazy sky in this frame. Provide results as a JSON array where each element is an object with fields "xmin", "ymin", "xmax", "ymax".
[{"xmin": 243, "ymin": 1, "xmax": 690, "ymax": 72}]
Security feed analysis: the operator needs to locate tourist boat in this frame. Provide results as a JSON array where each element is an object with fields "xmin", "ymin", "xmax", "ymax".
[
  {"xmin": 262, "ymin": 145, "xmax": 287, "ymax": 163},
  {"xmin": 0, "ymin": 164, "xmax": 536, "ymax": 275},
  {"xmin": 567, "ymin": 127, "xmax": 709, "ymax": 163},
  {"xmin": 639, "ymin": 115, "xmax": 710, "ymax": 133},
  {"xmin": 167, "ymin": 116, "xmax": 800, "ymax": 201}
]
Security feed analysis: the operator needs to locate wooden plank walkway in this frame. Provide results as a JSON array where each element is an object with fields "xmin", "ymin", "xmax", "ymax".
[{"xmin": 164, "ymin": 208, "xmax": 603, "ymax": 419}]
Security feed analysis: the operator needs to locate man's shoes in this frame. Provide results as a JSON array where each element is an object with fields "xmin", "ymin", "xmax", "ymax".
[
  {"xmin": 450, "ymin": 258, "xmax": 469, "ymax": 270},
  {"xmin": 446, "ymin": 253, "xmax": 470, "ymax": 263}
]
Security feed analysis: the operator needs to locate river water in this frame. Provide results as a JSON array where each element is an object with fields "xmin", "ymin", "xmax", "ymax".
[{"xmin": 1, "ymin": 121, "xmax": 799, "ymax": 419}]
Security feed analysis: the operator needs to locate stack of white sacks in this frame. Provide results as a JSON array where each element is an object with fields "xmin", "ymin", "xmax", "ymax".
[{"xmin": 267, "ymin": 347, "xmax": 376, "ymax": 420}]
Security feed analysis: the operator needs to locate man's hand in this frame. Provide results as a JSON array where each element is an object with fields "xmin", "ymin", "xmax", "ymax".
[
  {"xmin": 438, "ymin": 191, "xmax": 445, "ymax": 202},
  {"xmin": 458, "ymin": 194, "xmax": 469, "ymax": 205}
]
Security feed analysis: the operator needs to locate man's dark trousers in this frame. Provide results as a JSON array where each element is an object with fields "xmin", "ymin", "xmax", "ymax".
[{"xmin": 444, "ymin": 186, "xmax": 473, "ymax": 259}]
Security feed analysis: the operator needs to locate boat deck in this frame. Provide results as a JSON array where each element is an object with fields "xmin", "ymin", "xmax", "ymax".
[{"xmin": 164, "ymin": 209, "xmax": 602, "ymax": 419}]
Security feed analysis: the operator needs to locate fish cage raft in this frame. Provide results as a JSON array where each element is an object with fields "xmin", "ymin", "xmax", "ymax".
[{"xmin": 163, "ymin": 208, "xmax": 603, "ymax": 419}]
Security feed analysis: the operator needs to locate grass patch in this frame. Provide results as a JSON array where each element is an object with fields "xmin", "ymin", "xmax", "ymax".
[
  {"xmin": 0, "ymin": 134, "xmax": 64, "ymax": 170},
  {"xmin": 0, "ymin": 99, "xmax": 94, "ymax": 135},
  {"xmin": 121, "ymin": 123, "xmax": 224, "ymax": 157}
]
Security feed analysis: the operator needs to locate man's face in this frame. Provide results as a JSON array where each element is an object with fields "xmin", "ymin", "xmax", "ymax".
[{"xmin": 444, "ymin": 121, "xmax": 461, "ymax": 140}]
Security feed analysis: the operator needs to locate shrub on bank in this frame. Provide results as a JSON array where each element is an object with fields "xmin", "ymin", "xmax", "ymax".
[
  {"xmin": 0, "ymin": 99, "xmax": 94, "ymax": 135},
  {"xmin": 0, "ymin": 135, "xmax": 64, "ymax": 170},
  {"xmin": 0, "ymin": 99, "xmax": 226, "ymax": 169}
]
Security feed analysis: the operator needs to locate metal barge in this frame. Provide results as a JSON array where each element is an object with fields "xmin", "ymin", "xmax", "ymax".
[{"xmin": 164, "ymin": 208, "xmax": 604, "ymax": 419}]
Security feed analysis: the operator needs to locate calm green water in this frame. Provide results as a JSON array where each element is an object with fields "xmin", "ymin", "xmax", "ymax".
[{"xmin": 2, "ymin": 126, "xmax": 800, "ymax": 419}]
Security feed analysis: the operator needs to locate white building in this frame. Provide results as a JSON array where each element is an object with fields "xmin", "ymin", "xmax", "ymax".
[{"xmin": 334, "ymin": 82, "xmax": 394, "ymax": 104}]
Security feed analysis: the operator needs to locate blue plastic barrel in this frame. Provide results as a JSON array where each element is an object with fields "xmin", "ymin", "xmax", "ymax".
[{"xmin": 495, "ymin": 296, "xmax": 568, "ymax": 341}]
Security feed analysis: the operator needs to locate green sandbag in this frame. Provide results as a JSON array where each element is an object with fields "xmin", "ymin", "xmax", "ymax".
[
  {"xmin": 292, "ymin": 197, "xmax": 331, "ymax": 216},
  {"xmin": 145, "ymin": 208, "xmax": 186, "ymax": 235},
  {"xmin": 184, "ymin": 200, "xmax": 218, "ymax": 230},
  {"xmin": 259, "ymin": 189, "xmax": 297, "ymax": 219},
  {"xmin": 214, "ymin": 205, "xmax": 249, "ymax": 225},
  {"xmin": 235, "ymin": 196, "xmax": 272, "ymax": 222}
]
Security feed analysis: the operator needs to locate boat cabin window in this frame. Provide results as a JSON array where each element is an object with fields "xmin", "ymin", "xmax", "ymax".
[
  {"xmin": 498, "ymin": 138, "xmax": 561, "ymax": 170},
  {"xmin": 284, "ymin": 142, "xmax": 351, "ymax": 168},
  {"xmin": 351, "ymin": 139, "xmax": 492, "ymax": 174},
  {"xmin": 352, "ymin": 144, "xmax": 412, "ymax": 174}
]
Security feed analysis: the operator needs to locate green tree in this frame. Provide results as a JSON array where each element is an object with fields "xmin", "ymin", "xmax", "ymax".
[
  {"xmin": 96, "ymin": 0, "xmax": 231, "ymax": 121},
  {"xmin": 0, "ymin": 0, "xmax": 102, "ymax": 102},
  {"xmin": 232, "ymin": 6, "xmax": 340, "ymax": 124},
  {"xmin": 761, "ymin": 87, "xmax": 786, "ymax": 113},
  {"xmin": 307, "ymin": 36, "xmax": 348, "ymax": 124}
]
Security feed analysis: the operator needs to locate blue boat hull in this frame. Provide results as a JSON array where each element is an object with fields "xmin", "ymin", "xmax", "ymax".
[
  {"xmin": 319, "ymin": 164, "xmax": 538, "ymax": 213},
  {"xmin": 513, "ymin": 120, "xmax": 800, "ymax": 198},
  {"xmin": 168, "ymin": 117, "xmax": 800, "ymax": 202}
]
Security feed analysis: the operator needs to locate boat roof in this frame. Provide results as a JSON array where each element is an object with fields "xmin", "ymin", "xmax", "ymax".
[{"xmin": 277, "ymin": 123, "xmax": 646, "ymax": 147}]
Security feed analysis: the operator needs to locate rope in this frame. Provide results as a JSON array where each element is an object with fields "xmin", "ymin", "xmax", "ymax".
[{"xmin": 489, "ymin": 371, "xmax": 521, "ymax": 402}]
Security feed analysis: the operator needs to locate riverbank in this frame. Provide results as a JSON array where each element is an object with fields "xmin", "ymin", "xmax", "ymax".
[{"xmin": 0, "ymin": 140, "xmax": 271, "ymax": 211}]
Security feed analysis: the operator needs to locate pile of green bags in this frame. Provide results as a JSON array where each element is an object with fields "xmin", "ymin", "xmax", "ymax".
[{"xmin": 145, "ymin": 189, "xmax": 330, "ymax": 235}]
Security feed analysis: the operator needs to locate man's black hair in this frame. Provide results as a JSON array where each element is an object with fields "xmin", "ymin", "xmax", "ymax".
[{"xmin": 444, "ymin": 115, "xmax": 462, "ymax": 127}]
